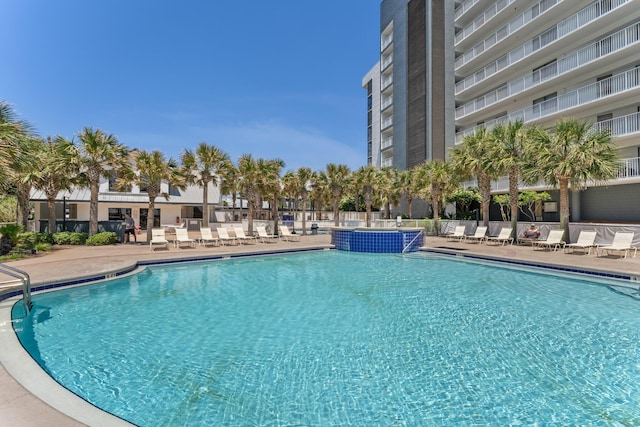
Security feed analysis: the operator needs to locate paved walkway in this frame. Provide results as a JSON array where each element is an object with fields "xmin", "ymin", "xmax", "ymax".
[{"xmin": 1, "ymin": 233, "xmax": 640, "ymax": 426}]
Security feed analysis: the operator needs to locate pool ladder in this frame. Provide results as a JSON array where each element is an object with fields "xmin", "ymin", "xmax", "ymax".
[{"xmin": 0, "ymin": 263, "xmax": 33, "ymax": 314}]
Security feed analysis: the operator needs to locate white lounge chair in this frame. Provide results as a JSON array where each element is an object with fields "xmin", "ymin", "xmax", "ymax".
[
  {"xmin": 175, "ymin": 228, "xmax": 196, "ymax": 248},
  {"xmin": 279, "ymin": 225, "xmax": 301, "ymax": 242},
  {"xmin": 150, "ymin": 228, "xmax": 169, "ymax": 251},
  {"xmin": 485, "ymin": 228, "xmax": 514, "ymax": 246},
  {"xmin": 564, "ymin": 230, "xmax": 597, "ymax": 255},
  {"xmin": 533, "ymin": 229, "xmax": 565, "ymax": 251},
  {"xmin": 256, "ymin": 226, "xmax": 278, "ymax": 243},
  {"xmin": 597, "ymin": 232, "xmax": 637, "ymax": 258},
  {"xmin": 199, "ymin": 227, "xmax": 220, "ymax": 247},
  {"xmin": 464, "ymin": 226, "xmax": 487, "ymax": 243},
  {"xmin": 444, "ymin": 225, "xmax": 466, "ymax": 242},
  {"xmin": 234, "ymin": 227, "xmax": 257, "ymax": 245},
  {"xmin": 216, "ymin": 227, "xmax": 238, "ymax": 245}
]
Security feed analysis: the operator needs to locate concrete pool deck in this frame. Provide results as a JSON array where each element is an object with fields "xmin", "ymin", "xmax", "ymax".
[{"xmin": 2, "ymin": 232, "xmax": 640, "ymax": 426}]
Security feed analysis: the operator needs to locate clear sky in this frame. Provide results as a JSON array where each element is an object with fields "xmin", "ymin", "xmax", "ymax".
[{"xmin": 1, "ymin": 1, "xmax": 380, "ymax": 173}]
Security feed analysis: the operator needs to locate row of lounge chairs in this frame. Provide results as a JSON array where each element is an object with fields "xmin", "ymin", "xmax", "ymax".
[
  {"xmin": 150, "ymin": 225, "xmax": 301, "ymax": 251},
  {"xmin": 443, "ymin": 226, "xmax": 638, "ymax": 258}
]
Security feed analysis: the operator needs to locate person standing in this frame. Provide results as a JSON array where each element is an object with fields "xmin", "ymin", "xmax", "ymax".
[{"xmin": 124, "ymin": 213, "xmax": 137, "ymax": 244}]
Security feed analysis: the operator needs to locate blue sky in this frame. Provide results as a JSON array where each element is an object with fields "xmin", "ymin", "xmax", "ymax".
[{"xmin": 1, "ymin": 1, "xmax": 380, "ymax": 172}]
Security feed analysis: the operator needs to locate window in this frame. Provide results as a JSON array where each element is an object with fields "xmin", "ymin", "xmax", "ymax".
[
  {"xmin": 140, "ymin": 208, "xmax": 160, "ymax": 228},
  {"xmin": 108, "ymin": 175, "xmax": 131, "ymax": 192},
  {"xmin": 108, "ymin": 208, "xmax": 131, "ymax": 221}
]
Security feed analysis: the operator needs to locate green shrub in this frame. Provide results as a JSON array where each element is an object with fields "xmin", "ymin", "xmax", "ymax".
[
  {"xmin": 35, "ymin": 242, "xmax": 52, "ymax": 252},
  {"xmin": 86, "ymin": 232, "xmax": 118, "ymax": 246},
  {"xmin": 0, "ymin": 223, "xmax": 24, "ymax": 256},
  {"xmin": 37, "ymin": 232, "xmax": 55, "ymax": 244},
  {"xmin": 53, "ymin": 231, "xmax": 88, "ymax": 245}
]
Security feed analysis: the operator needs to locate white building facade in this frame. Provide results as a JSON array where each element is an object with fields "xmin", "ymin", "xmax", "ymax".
[{"xmin": 366, "ymin": 0, "xmax": 640, "ymax": 222}]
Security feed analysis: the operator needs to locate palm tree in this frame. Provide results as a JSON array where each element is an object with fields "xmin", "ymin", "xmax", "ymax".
[
  {"xmin": 122, "ymin": 150, "xmax": 184, "ymax": 236},
  {"xmin": 237, "ymin": 154, "xmax": 261, "ymax": 234},
  {"xmin": 489, "ymin": 120, "xmax": 530, "ymax": 237},
  {"xmin": 397, "ymin": 169, "xmax": 417, "ymax": 219},
  {"xmin": 76, "ymin": 127, "xmax": 129, "ymax": 236},
  {"xmin": 352, "ymin": 165, "xmax": 380, "ymax": 227},
  {"xmin": 524, "ymin": 119, "xmax": 618, "ymax": 238},
  {"xmin": 181, "ymin": 142, "xmax": 229, "ymax": 227},
  {"xmin": 451, "ymin": 126, "xmax": 496, "ymax": 226},
  {"xmin": 219, "ymin": 160, "xmax": 241, "ymax": 222},
  {"xmin": 281, "ymin": 171, "xmax": 298, "ymax": 215},
  {"xmin": 414, "ymin": 159, "xmax": 457, "ymax": 234},
  {"xmin": 310, "ymin": 171, "xmax": 329, "ymax": 221},
  {"xmin": 0, "ymin": 101, "xmax": 35, "ymax": 227},
  {"xmin": 256, "ymin": 158, "xmax": 285, "ymax": 236},
  {"xmin": 30, "ymin": 136, "xmax": 79, "ymax": 232},
  {"xmin": 291, "ymin": 167, "xmax": 314, "ymax": 235},
  {"xmin": 378, "ymin": 167, "xmax": 400, "ymax": 220},
  {"xmin": 325, "ymin": 163, "xmax": 351, "ymax": 226}
]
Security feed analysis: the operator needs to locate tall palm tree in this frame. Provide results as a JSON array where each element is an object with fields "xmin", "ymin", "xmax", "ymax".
[
  {"xmin": 489, "ymin": 120, "xmax": 530, "ymax": 237},
  {"xmin": 257, "ymin": 158, "xmax": 285, "ymax": 236},
  {"xmin": 237, "ymin": 154, "xmax": 261, "ymax": 234},
  {"xmin": 76, "ymin": 127, "xmax": 129, "ymax": 236},
  {"xmin": 353, "ymin": 165, "xmax": 380, "ymax": 227},
  {"xmin": 451, "ymin": 126, "xmax": 496, "ymax": 226},
  {"xmin": 378, "ymin": 167, "xmax": 400, "ymax": 220},
  {"xmin": 524, "ymin": 119, "xmax": 618, "ymax": 238},
  {"xmin": 294, "ymin": 167, "xmax": 313, "ymax": 235},
  {"xmin": 325, "ymin": 163, "xmax": 351, "ymax": 226},
  {"xmin": 30, "ymin": 136, "xmax": 78, "ymax": 232},
  {"xmin": 414, "ymin": 159, "xmax": 457, "ymax": 234},
  {"xmin": 310, "ymin": 170, "xmax": 329, "ymax": 221},
  {"xmin": 397, "ymin": 168, "xmax": 417, "ymax": 219},
  {"xmin": 122, "ymin": 150, "xmax": 184, "ymax": 236},
  {"xmin": 219, "ymin": 160, "xmax": 241, "ymax": 222},
  {"xmin": 281, "ymin": 171, "xmax": 299, "ymax": 215},
  {"xmin": 181, "ymin": 142, "xmax": 229, "ymax": 227},
  {"xmin": 0, "ymin": 101, "xmax": 35, "ymax": 227}
]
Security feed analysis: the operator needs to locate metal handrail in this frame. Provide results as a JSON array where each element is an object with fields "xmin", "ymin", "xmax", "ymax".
[
  {"xmin": 0, "ymin": 263, "xmax": 33, "ymax": 314},
  {"xmin": 402, "ymin": 230, "xmax": 424, "ymax": 254}
]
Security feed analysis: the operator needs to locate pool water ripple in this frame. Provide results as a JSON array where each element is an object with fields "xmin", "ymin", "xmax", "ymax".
[{"xmin": 13, "ymin": 251, "xmax": 640, "ymax": 426}]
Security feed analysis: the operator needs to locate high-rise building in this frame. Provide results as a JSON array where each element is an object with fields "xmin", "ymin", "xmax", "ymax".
[
  {"xmin": 366, "ymin": 0, "xmax": 640, "ymax": 222},
  {"xmin": 365, "ymin": 0, "xmax": 455, "ymax": 170}
]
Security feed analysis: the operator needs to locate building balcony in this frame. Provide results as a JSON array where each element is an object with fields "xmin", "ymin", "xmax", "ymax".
[
  {"xmin": 455, "ymin": 0, "xmax": 517, "ymax": 47},
  {"xmin": 462, "ymin": 156, "xmax": 640, "ymax": 193},
  {"xmin": 381, "ymin": 136, "xmax": 393, "ymax": 150},
  {"xmin": 381, "ymin": 54, "xmax": 393, "ymax": 70},
  {"xmin": 381, "ymin": 157, "xmax": 393, "ymax": 168},
  {"xmin": 381, "ymin": 74, "xmax": 393, "ymax": 90},
  {"xmin": 455, "ymin": 0, "xmax": 631, "ymax": 73},
  {"xmin": 381, "ymin": 33, "xmax": 393, "ymax": 52},
  {"xmin": 456, "ymin": 107, "xmax": 640, "ymax": 147},
  {"xmin": 456, "ymin": 65, "xmax": 640, "ymax": 126},
  {"xmin": 381, "ymin": 96, "xmax": 393, "ymax": 111},
  {"xmin": 457, "ymin": 18, "xmax": 640, "ymax": 101},
  {"xmin": 381, "ymin": 117, "xmax": 393, "ymax": 130},
  {"xmin": 456, "ymin": 22, "xmax": 640, "ymax": 117}
]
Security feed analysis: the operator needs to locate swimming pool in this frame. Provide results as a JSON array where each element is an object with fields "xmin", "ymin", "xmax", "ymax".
[{"xmin": 12, "ymin": 251, "xmax": 640, "ymax": 425}]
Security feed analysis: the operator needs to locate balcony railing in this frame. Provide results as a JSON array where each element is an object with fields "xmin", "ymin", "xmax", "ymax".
[
  {"xmin": 381, "ymin": 96, "xmax": 393, "ymax": 110},
  {"xmin": 381, "ymin": 33, "xmax": 393, "ymax": 52},
  {"xmin": 457, "ymin": 112, "xmax": 640, "ymax": 146},
  {"xmin": 381, "ymin": 74, "xmax": 393, "ymax": 89},
  {"xmin": 381, "ymin": 136, "xmax": 393, "ymax": 150},
  {"xmin": 455, "ymin": 0, "xmax": 629, "ymax": 73},
  {"xmin": 381, "ymin": 54, "xmax": 393, "ymax": 70},
  {"xmin": 456, "ymin": 0, "xmax": 517, "ymax": 45},
  {"xmin": 456, "ymin": 66, "xmax": 640, "ymax": 139},
  {"xmin": 381, "ymin": 157, "xmax": 393, "ymax": 168},
  {"xmin": 456, "ymin": 21, "xmax": 640, "ymax": 116},
  {"xmin": 381, "ymin": 117, "xmax": 393, "ymax": 129},
  {"xmin": 455, "ymin": 0, "xmax": 481, "ymax": 21},
  {"xmin": 462, "ymin": 157, "xmax": 640, "ymax": 192}
]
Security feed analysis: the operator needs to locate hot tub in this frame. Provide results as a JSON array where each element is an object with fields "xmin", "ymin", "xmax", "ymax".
[{"xmin": 331, "ymin": 227, "xmax": 424, "ymax": 253}]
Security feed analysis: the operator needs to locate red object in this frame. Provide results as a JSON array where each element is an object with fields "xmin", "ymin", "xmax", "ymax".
[{"xmin": 176, "ymin": 216, "xmax": 180, "ymax": 224}]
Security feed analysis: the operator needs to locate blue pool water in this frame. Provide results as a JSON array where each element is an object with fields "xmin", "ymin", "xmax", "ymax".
[{"xmin": 13, "ymin": 251, "xmax": 640, "ymax": 426}]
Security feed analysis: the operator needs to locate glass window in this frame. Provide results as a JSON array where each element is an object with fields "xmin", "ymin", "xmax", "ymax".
[
  {"xmin": 140, "ymin": 208, "xmax": 160, "ymax": 228},
  {"xmin": 108, "ymin": 208, "xmax": 131, "ymax": 221}
]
